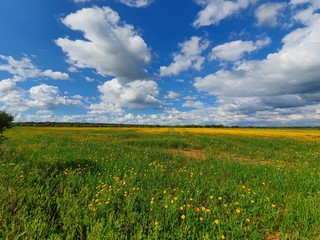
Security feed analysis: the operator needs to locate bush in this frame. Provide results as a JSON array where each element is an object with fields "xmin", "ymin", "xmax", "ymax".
[{"xmin": 0, "ymin": 111, "xmax": 14, "ymax": 143}]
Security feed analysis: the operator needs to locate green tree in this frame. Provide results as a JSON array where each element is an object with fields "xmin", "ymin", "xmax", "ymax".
[{"xmin": 0, "ymin": 111, "xmax": 14, "ymax": 143}]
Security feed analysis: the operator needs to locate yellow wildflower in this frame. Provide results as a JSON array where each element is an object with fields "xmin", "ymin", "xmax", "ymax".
[
  {"xmin": 181, "ymin": 214, "xmax": 186, "ymax": 220},
  {"xmin": 214, "ymin": 219, "xmax": 219, "ymax": 225}
]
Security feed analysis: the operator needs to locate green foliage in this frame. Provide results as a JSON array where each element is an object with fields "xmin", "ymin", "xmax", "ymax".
[
  {"xmin": 0, "ymin": 111, "xmax": 14, "ymax": 143},
  {"xmin": 0, "ymin": 111, "xmax": 14, "ymax": 133},
  {"xmin": 0, "ymin": 127, "xmax": 319, "ymax": 239}
]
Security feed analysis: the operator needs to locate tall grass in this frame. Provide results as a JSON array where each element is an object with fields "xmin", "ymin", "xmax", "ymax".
[{"xmin": 0, "ymin": 127, "xmax": 319, "ymax": 239}]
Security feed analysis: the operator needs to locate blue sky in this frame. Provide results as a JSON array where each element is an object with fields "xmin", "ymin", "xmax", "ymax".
[{"xmin": 0, "ymin": 0, "xmax": 320, "ymax": 126}]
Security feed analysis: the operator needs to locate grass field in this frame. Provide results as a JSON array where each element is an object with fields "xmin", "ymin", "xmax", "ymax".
[{"xmin": 0, "ymin": 127, "xmax": 320, "ymax": 239}]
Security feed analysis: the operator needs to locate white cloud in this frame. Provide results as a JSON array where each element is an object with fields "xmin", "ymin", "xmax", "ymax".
[
  {"xmin": 194, "ymin": 11, "xmax": 320, "ymax": 120},
  {"xmin": 182, "ymin": 100, "xmax": 205, "ymax": 109},
  {"xmin": 0, "ymin": 78, "xmax": 82, "ymax": 113},
  {"xmin": 0, "ymin": 79, "xmax": 28, "ymax": 112},
  {"xmin": 193, "ymin": 0, "xmax": 257, "ymax": 27},
  {"xmin": 290, "ymin": 0, "xmax": 320, "ymax": 6},
  {"xmin": 87, "ymin": 102, "xmax": 124, "ymax": 116},
  {"xmin": 28, "ymin": 84, "xmax": 82, "ymax": 109},
  {"xmin": 293, "ymin": 1, "xmax": 320, "ymax": 25},
  {"xmin": 85, "ymin": 76, "xmax": 95, "ymax": 82},
  {"xmin": 118, "ymin": 0, "xmax": 153, "ymax": 8},
  {"xmin": 165, "ymin": 91, "xmax": 180, "ymax": 100},
  {"xmin": 88, "ymin": 78, "xmax": 160, "ymax": 115},
  {"xmin": 56, "ymin": 6, "xmax": 151, "ymax": 81},
  {"xmin": 68, "ymin": 66, "xmax": 79, "ymax": 73},
  {"xmin": 160, "ymin": 36, "xmax": 209, "ymax": 76},
  {"xmin": 0, "ymin": 55, "xmax": 69, "ymax": 80},
  {"xmin": 255, "ymin": 2, "xmax": 287, "ymax": 27},
  {"xmin": 209, "ymin": 38, "xmax": 271, "ymax": 62}
]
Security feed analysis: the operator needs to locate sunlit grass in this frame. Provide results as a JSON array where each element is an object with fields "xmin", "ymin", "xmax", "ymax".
[{"xmin": 1, "ymin": 127, "xmax": 319, "ymax": 239}]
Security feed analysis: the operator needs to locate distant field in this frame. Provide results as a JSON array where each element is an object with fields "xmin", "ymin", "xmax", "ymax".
[{"xmin": 1, "ymin": 127, "xmax": 320, "ymax": 239}]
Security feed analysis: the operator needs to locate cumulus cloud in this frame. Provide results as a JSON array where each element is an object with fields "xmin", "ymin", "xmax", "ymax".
[
  {"xmin": 118, "ymin": 0, "xmax": 153, "ymax": 7},
  {"xmin": 290, "ymin": 0, "xmax": 320, "ymax": 7},
  {"xmin": 255, "ymin": 2, "xmax": 287, "ymax": 27},
  {"xmin": 0, "ymin": 79, "xmax": 28, "ymax": 112},
  {"xmin": 182, "ymin": 100, "xmax": 205, "ymax": 109},
  {"xmin": 193, "ymin": 0, "xmax": 257, "ymax": 27},
  {"xmin": 0, "ymin": 55, "xmax": 69, "ymax": 80},
  {"xmin": 56, "ymin": 6, "xmax": 151, "ymax": 81},
  {"xmin": 165, "ymin": 91, "xmax": 180, "ymax": 100},
  {"xmin": 209, "ymin": 38, "xmax": 271, "ymax": 62},
  {"xmin": 88, "ymin": 78, "xmax": 160, "ymax": 115},
  {"xmin": 27, "ymin": 84, "xmax": 81, "ymax": 109},
  {"xmin": 0, "ymin": 78, "xmax": 82, "ymax": 113},
  {"xmin": 100, "ymin": 78, "xmax": 159, "ymax": 107},
  {"xmin": 292, "ymin": 0, "xmax": 320, "ymax": 25},
  {"xmin": 160, "ymin": 36, "xmax": 209, "ymax": 76},
  {"xmin": 194, "ymin": 10, "xmax": 320, "ymax": 119}
]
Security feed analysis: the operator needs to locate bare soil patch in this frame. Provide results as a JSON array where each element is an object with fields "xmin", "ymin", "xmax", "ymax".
[
  {"xmin": 266, "ymin": 232, "xmax": 280, "ymax": 240},
  {"xmin": 168, "ymin": 149, "xmax": 207, "ymax": 160}
]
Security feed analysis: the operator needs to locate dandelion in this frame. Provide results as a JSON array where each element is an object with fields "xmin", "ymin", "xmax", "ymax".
[
  {"xmin": 181, "ymin": 214, "xmax": 186, "ymax": 220},
  {"xmin": 205, "ymin": 209, "xmax": 211, "ymax": 213},
  {"xmin": 180, "ymin": 206, "xmax": 184, "ymax": 210},
  {"xmin": 200, "ymin": 217, "xmax": 204, "ymax": 221},
  {"xmin": 214, "ymin": 219, "xmax": 219, "ymax": 225},
  {"xmin": 164, "ymin": 204, "xmax": 168, "ymax": 209},
  {"xmin": 154, "ymin": 221, "xmax": 159, "ymax": 226},
  {"xmin": 251, "ymin": 200, "xmax": 255, "ymax": 204},
  {"xmin": 271, "ymin": 204, "xmax": 276, "ymax": 208},
  {"xmin": 218, "ymin": 196, "xmax": 223, "ymax": 201},
  {"xmin": 210, "ymin": 196, "xmax": 214, "ymax": 200},
  {"xmin": 236, "ymin": 209, "xmax": 241, "ymax": 214},
  {"xmin": 221, "ymin": 235, "xmax": 226, "ymax": 239},
  {"xmin": 246, "ymin": 218, "xmax": 251, "ymax": 223}
]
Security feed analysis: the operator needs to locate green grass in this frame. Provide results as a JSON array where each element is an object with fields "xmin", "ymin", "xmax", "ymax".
[{"xmin": 0, "ymin": 127, "xmax": 320, "ymax": 239}]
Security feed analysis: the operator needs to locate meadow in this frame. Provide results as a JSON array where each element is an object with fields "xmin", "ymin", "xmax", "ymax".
[{"xmin": 0, "ymin": 126, "xmax": 319, "ymax": 239}]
